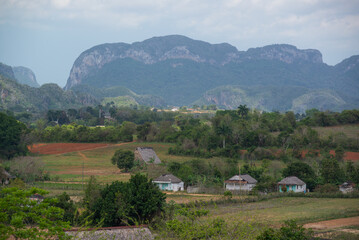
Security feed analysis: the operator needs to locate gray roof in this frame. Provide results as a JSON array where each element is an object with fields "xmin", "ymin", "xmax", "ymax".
[
  {"xmin": 136, "ymin": 147, "xmax": 161, "ymax": 164},
  {"xmin": 227, "ymin": 174, "xmax": 257, "ymax": 184},
  {"xmin": 153, "ymin": 174, "xmax": 183, "ymax": 183},
  {"xmin": 278, "ymin": 176, "xmax": 305, "ymax": 185}
]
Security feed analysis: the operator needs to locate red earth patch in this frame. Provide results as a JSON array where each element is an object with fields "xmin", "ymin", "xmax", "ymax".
[{"xmin": 28, "ymin": 143, "xmax": 110, "ymax": 155}]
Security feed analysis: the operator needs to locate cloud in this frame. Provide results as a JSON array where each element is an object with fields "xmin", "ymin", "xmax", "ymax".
[{"xmin": 0, "ymin": 0, "xmax": 358, "ymax": 64}]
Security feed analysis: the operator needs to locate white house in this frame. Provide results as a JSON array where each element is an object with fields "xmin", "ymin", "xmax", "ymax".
[
  {"xmin": 225, "ymin": 174, "xmax": 257, "ymax": 191},
  {"xmin": 278, "ymin": 176, "xmax": 306, "ymax": 193},
  {"xmin": 152, "ymin": 174, "xmax": 184, "ymax": 192}
]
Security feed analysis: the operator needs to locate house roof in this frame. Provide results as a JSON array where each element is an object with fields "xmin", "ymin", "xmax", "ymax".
[
  {"xmin": 340, "ymin": 182, "xmax": 355, "ymax": 188},
  {"xmin": 153, "ymin": 174, "xmax": 183, "ymax": 183},
  {"xmin": 136, "ymin": 147, "xmax": 161, "ymax": 164},
  {"xmin": 278, "ymin": 176, "xmax": 305, "ymax": 185},
  {"xmin": 226, "ymin": 174, "xmax": 257, "ymax": 184}
]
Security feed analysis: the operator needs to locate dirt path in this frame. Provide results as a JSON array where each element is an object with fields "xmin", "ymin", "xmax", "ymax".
[
  {"xmin": 78, "ymin": 151, "xmax": 88, "ymax": 161},
  {"xmin": 165, "ymin": 192, "xmax": 219, "ymax": 197},
  {"xmin": 304, "ymin": 216, "xmax": 359, "ymax": 230}
]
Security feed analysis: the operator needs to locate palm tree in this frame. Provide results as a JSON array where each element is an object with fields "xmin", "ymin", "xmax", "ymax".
[{"xmin": 237, "ymin": 104, "xmax": 249, "ymax": 118}]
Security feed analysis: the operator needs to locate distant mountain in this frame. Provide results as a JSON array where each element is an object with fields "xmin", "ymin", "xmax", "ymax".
[
  {"xmin": 0, "ymin": 62, "xmax": 15, "ymax": 80},
  {"xmin": 13, "ymin": 66, "xmax": 40, "ymax": 88},
  {"xmin": 0, "ymin": 62, "xmax": 40, "ymax": 87},
  {"xmin": 0, "ymin": 74, "xmax": 97, "ymax": 113},
  {"xmin": 193, "ymin": 86, "xmax": 349, "ymax": 112},
  {"xmin": 62, "ymin": 35, "xmax": 358, "ymax": 111}
]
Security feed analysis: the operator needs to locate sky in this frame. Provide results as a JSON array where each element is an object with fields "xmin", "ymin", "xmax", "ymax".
[{"xmin": 0, "ymin": 0, "xmax": 358, "ymax": 87}]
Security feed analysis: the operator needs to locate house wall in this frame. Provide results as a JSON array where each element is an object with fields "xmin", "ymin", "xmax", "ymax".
[
  {"xmin": 339, "ymin": 186, "xmax": 354, "ymax": 194},
  {"xmin": 279, "ymin": 184, "xmax": 306, "ymax": 193},
  {"xmin": 172, "ymin": 182, "xmax": 184, "ymax": 191},
  {"xmin": 225, "ymin": 183, "xmax": 255, "ymax": 191},
  {"xmin": 153, "ymin": 181, "xmax": 184, "ymax": 192}
]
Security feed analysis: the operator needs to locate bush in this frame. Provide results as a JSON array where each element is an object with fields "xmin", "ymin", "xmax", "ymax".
[
  {"xmin": 314, "ymin": 183, "xmax": 339, "ymax": 193},
  {"xmin": 111, "ymin": 149, "xmax": 134, "ymax": 172},
  {"xmin": 223, "ymin": 190, "xmax": 233, "ymax": 198},
  {"xmin": 256, "ymin": 220, "xmax": 314, "ymax": 240}
]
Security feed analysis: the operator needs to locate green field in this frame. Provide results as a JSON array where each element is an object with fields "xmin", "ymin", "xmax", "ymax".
[
  {"xmin": 313, "ymin": 124, "xmax": 359, "ymax": 139},
  {"xmin": 205, "ymin": 197, "xmax": 359, "ymax": 226}
]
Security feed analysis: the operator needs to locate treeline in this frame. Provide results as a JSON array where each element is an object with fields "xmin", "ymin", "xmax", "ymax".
[
  {"xmin": 30, "ymin": 122, "xmax": 136, "ymax": 143},
  {"xmin": 45, "ymin": 105, "xmax": 179, "ymax": 126},
  {"xmin": 300, "ymin": 108, "xmax": 359, "ymax": 127},
  {"xmin": 137, "ymin": 108, "xmax": 359, "ymax": 158},
  {"xmin": 28, "ymin": 108, "xmax": 359, "ymax": 152}
]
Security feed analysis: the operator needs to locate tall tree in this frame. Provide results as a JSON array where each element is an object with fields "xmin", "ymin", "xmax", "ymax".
[
  {"xmin": 320, "ymin": 157, "xmax": 344, "ymax": 185},
  {"xmin": 0, "ymin": 112, "xmax": 28, "ymax": 159},
  {"xmin": 237, "ymin": 105, "xmax": 249, "ymax": 118},
  {"xmin": 91, "ymin": 174, "xmax": 166, "ymax": 226},
  {"xmin": 212, "ymin": 114, "xmax": 232, "ymax": 148},
  {"xmin": 111, "ymin": 149, "xmax": 135, "ymax": 172}
]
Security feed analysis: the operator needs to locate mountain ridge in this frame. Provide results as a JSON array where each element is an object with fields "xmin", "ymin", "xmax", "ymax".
[
  {"xmin": 64, "ymin": 35, "xmax": 358, "ymax": 111},
  {"xmin": 64, "ymin": 35, "xmax": 326, "ymax": 90}
]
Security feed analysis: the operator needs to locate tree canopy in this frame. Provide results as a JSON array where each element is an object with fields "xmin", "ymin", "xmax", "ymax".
[
  {"xmin": 0, "ymin": 112, "xmax": 28, "ymax": 159},
  {"xmin": 0, "ymin": 187, "xmax": 70, "ymax": 240},
  {"xmin": 90, "ymin": 174, "xmax": 166, "ymax": 227},
  {"xmin": 111, "ymin": 149, "xmax": 135, "ymax": 172}
]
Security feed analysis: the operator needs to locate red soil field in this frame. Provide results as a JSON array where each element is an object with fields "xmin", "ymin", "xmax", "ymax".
[
  {"xmin": 28, "ymin": 143, "xmax": 110, "ymax": 155},
  {"xmin": 301, "ymin": 149, "xmax": 359, "ymax": 161}
]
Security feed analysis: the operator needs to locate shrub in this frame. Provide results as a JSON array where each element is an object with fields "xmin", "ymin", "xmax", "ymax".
[{"xmin": 314, "ymin": 183, "xmax": 339, "ymax": 193}]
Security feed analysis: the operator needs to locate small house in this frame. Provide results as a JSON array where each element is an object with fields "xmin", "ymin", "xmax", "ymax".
[
  {"xmin": 134, "ymin": 147, "xmax": 161, "ymax": 164},
  {"xmin": 224, "ymin": 174, "xmax": 257, "ymax": 191},
  {"xmin": 152, "ymin": 174, "xmax": 184, "ymax": 192},
  {"xmin": 339, "ymin": 182, "xmax": 356, "ymax": 194},
  {"xmin": 278, "ymin": 176, "xmax": 306, "ymax": 193}
]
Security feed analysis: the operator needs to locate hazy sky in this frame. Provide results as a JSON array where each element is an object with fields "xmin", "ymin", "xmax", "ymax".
[{"xmin": 1, "ymin": 0, "xmax": 358, "ymax": 87}]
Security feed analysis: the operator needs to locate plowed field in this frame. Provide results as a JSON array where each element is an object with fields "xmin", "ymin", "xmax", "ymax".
[{"xmin": 28, "ymin": 143, "xmax": 110, "ymax": 155}]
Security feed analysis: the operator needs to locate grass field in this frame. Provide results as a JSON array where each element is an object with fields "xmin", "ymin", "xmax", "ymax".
[
  {"xmin": 313, "ymin": 124, "xmax": 359, "ymax": 140},
  {"xmin": 205, "ymin": 197, "xmax": 359, "ymax": 227},
  {"xmin": 38, "ymin": 142, "xmax": 192, "ymax": 183}
]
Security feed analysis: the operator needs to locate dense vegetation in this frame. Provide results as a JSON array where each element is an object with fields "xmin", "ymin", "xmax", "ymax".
[{"xmin": 0, "ymin": 112, "xmax": 28, "ymax": 159}]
